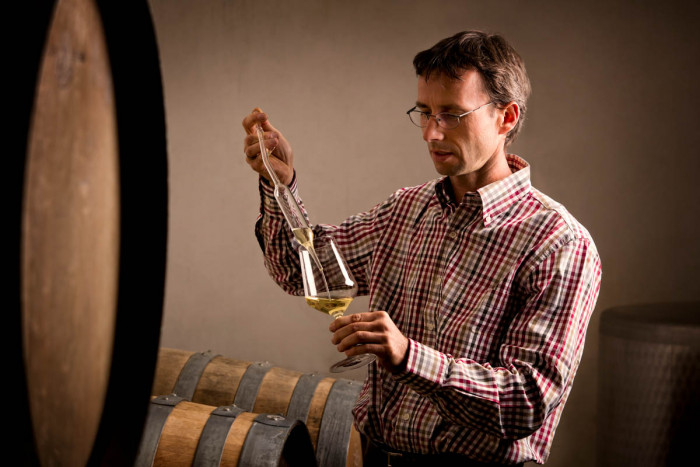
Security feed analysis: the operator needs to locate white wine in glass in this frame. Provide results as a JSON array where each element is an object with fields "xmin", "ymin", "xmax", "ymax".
[{"xmin": 299, "ymin": 235, "xmax": 376, "ymax": 372}]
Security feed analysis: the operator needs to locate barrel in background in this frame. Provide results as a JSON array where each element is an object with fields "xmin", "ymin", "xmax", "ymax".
[
  {"xmin": 597, "ymin": 302, "xmax": 700, "ymax": 466},
  {"xmin": 152, "ymin": 348, "xmax": 363, "ymax": 467},
  {"xmin": 135, "ymin": 397, "xmax": 316, "ymax": 467},
  {"xmin": 18, "ymin": 0, "xmax": 168, "ymax": 465}
]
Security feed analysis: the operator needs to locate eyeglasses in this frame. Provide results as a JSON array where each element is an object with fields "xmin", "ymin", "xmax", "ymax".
[{"xmin": 406, "ymin": 102, "xmax": 493, "ymax": 129}]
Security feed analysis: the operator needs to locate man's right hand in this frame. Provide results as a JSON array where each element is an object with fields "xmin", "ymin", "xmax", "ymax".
[{"xmin": 242, "ymin": 108, "xmax": 294, "ymax": 186}]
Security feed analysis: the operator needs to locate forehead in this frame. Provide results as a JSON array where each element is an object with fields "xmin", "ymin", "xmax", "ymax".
[{"xmin": 416, "ymin": 70, "xmax": 487, "ymax": 109}]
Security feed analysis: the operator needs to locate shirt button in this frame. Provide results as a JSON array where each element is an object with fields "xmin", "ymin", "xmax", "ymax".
[
  {"xmin": 426, "ymin": 322, "xmax": 435, "ymax": 331},
  {"xmin": 448, "ymin": 231, "xmax": 458, "ymax": 240},
  {"xmin": 401, "ymin": 412, "xmax": 410, "ymax": 421}
]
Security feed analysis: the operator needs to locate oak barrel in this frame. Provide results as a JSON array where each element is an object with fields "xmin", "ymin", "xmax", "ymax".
[
  {"xmin": 152, "ymin": 348, "xmax": 364, "ymax": 467},
  {"xmin": 135, "ymin": 397, "xmax": 316, "ymax": 467},
  {"xmin": 17, "ymin": 0, "xmax": 167, "ymax": 465}
]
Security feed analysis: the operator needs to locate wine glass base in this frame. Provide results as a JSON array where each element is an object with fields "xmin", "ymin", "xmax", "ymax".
[{"xmin": 330, "ymin": 353, "xmax": 376, "ymax": 373}]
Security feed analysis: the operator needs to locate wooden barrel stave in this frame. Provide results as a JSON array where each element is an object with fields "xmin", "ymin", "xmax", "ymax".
[
  {"xmin": 151, "ymin": 347, "xmax": 196, "ymax": 397},
  {"xmin": 255, "ymin": 365, "xmax": 304, "ymax": 415},
  {"xmin": 157, "ymin": 398, "xmax": 210, "ymax": 466},
  {"xmin": 222, "ymin": 412, "xmax": 258, "ymax": 466},
  {"xmin": 196, "ymin": 355, "xmax": 251, "ymax": 407}
]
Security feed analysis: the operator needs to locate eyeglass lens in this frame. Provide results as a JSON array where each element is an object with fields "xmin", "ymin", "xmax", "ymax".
[{"xmin": 409, "ymin": 111, "xmax": 460, "ymax": 129}]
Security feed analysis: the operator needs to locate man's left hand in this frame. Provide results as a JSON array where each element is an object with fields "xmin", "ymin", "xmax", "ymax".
[{"xmin": 329, "ymin": 311, "xmax": 409, "ymax": 373}]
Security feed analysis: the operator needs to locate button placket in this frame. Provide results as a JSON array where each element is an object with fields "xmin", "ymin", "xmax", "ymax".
[
  {"xmin": 436, "ymin": 209, "xmax": 478, "ymax": 334},
  {"xmin": 430, "ymin": 222, "xmax": 452, "ymax": 328}
]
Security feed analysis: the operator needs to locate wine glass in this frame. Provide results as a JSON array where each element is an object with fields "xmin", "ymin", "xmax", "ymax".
[{"xmin": 298, "ymin": 235, "xmax": 376, "ymax": 373}]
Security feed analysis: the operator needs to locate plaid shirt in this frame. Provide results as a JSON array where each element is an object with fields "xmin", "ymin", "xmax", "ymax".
[{"xmin": 255, "ymin": 155, "xmax": 602, "ymax": 464}]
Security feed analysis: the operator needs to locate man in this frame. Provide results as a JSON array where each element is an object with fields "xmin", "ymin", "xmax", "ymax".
[{"xmin": 242, "ymin": 31, "xmax": 601, "ymax": 466}]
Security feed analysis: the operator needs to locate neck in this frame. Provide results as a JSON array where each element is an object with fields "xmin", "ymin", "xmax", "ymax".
[{"xmin": 450, "ymin": 152, "xmax": 512, "ymax": 202}]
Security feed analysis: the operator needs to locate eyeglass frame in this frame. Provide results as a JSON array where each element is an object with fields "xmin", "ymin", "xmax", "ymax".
[{"xmin": 406, "ymin": 102, "xmax": 494, "ymax": 130}]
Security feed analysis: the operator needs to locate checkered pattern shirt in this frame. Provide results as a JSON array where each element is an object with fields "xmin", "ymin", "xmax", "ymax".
[{"xmin": 255, "ymin": 155, "xmax": 602, "ymax": 464}]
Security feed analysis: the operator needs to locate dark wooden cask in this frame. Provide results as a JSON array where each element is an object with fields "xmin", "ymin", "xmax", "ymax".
[{"xmin": 18, "ymin": 0, "xmax": 167, "ymax": 464}]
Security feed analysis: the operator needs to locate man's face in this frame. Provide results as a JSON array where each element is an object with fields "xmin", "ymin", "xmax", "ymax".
[{"xmin": 415, "ymin": 70, "xmax": 505, "ymax": 185}]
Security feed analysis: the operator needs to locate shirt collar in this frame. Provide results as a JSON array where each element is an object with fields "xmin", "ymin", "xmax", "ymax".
[{"xmin": 434, "ymin": 154, "xmax": 531, "ymax": 226}]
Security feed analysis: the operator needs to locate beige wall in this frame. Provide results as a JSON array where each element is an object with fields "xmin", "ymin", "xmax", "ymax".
[{"xmin": 148, "ymin": 1, "xmax": 700, "ymax": 465}]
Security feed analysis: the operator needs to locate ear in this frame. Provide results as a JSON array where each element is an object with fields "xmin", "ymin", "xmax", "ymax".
[{"xmin": 498, "ymin": 102, "xmax": 519, "ymax": 137}]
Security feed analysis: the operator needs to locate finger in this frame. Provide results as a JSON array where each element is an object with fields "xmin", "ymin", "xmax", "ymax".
[
  {"xmin": 252, "ymin": 160, "xmax": 285, "ymax": 186},
  {"xmin": 330, "ymin": 311, "xmax": 389, "ymax": 336},
  {"xmin": 341, "ymin": 342, "xmax": 385, "ymax": 358},
  {"xmin": 245, "ymin": 152, "xmax": 264, "ymax": 174},
  {"xmin": 243, "ymin": 133, "xmax": 273, "ymax": 152},
  {"xmin": 329, "ymin": 312, "xmax": 365, "ymax": 332},
  {"xmin": 258, "ymin": 117, "xmax": 278, "ymax": 133},
  {"xmin": 242, "ymin": 107, "xmax": 282, "ymax": 136},
  {"xmin": 242, "ymin": 110, "xmax": 267, "ymax": 135},
  {"xmin": 243, "ymin": 107, "xmax": 277, "ymax": 134},
  {"xmin": 332, "ymin": 319, "xmax": 385, "ymax": 347},
  {"xmin": 244, "ymin": 133, "xmax": 279, "ymax": 158},
  {"xmin": 246, "ymin": 150, "xmax": 288, "ymax": 182},
  {"xmin": 245, "ymin": 129, "xmax": 279, "ymax": 145},
  {"xmin": 336, "ymin": 329, "xmax": 382, "ymax": 352}
]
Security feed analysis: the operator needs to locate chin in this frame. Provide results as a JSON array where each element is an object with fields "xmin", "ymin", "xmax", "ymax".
[
  {"xmin": 433, "ymin": 166, "xmax": 450, "ymax": 177},
  {"xmin": 434, "ymin": 163, "xmax": 466, "ymax": 178}
]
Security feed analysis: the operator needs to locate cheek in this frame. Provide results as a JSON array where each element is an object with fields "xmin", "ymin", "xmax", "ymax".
[
  {"xmin": 465, "ymin": 126, "xmax": 490, "ymax": 148},
  {"xmin": 453, "ymin": 130, "xmax": 479, "ymax": 152}
]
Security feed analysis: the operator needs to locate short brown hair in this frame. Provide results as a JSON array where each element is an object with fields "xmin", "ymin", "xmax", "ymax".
[{"xmin": 413, "ymin": 31, "xmax": 531, "ymax": 146}]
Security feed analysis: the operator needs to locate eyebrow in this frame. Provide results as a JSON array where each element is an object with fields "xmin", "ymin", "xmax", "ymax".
[{"xmin": 414, "ymin": 101, "xmax": 465, "ymax": 113}]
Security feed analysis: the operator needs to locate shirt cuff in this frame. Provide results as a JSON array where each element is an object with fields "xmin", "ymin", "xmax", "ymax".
[{"xmin": 392, "ymin": 339, "xmax": 447, "ymax": 395}]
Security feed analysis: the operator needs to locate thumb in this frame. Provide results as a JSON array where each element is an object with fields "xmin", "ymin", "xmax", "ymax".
[{"xmin": 251, "ymin": 107, "xmax": 278, "ymax": 134}]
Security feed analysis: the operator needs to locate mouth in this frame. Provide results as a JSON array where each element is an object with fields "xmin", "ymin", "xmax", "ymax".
[{"xmin": 430, "ymin": 149, "xmax": 454, "ymax": 161}]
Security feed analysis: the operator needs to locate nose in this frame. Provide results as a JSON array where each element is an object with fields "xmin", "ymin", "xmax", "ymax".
[{"xmin": 422, "ymin": 116, "xmax": 444, "ymax": 142}]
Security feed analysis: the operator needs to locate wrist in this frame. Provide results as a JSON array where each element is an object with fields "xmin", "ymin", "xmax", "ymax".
[
  {"xmin": 279, "ymin": 170, "xmax": 295, "ymax": 186},
  {"xmin": 260, "ymin": 170, "xmax": 296, "ymax": 188},
  {"xmin": 388, "ymin": 336, "xmax": 410, "ymax": 374}
]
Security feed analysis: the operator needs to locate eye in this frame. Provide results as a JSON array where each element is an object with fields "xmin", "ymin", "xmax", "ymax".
[
  {"xmin": 407, "ymin": 108, "xmax": 436, "ymax": 128},
  {"xmin": 437, "ymin": 113, "xmax": 459, "ymax": 126}
]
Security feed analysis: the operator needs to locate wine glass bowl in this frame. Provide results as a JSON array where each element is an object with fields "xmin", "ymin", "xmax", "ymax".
[{"xmin": 298, "ymin": 235, "xmax": 376, "ymax": 372}]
